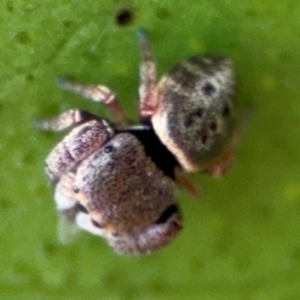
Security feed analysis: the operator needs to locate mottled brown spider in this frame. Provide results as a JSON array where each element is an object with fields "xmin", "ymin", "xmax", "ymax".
[{"xmin": 36, "ymin": 30, "xmax": 238, "ymax": 254}]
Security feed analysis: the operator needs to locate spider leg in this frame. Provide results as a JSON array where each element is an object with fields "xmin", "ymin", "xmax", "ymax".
[
  {"xmin": 137, "ymin": 30, "xmax": 157, "ymax": 119},
  {"xmin": 56, "ymin": 78, "xmax": 128, "ymax": 126},
  {"xmin": 34, "ymin": 109, "xmax": 96, "ymax": 131},
  {"xmin": 174, "ymin": 168, "xmax": 201, "ymax": 198},
  {"xmin": 37, "ymin": 110, "xmax": 114, "ymax": 184}
]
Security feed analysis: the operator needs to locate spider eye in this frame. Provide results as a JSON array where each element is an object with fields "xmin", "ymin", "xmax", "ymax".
[
  {"xmin": 104, "ymin": 145, "xmax": 114, "ymax": 153},
  {"xmin": 202, "ymin": 82, "xmax": 216, "ymax": 96}
]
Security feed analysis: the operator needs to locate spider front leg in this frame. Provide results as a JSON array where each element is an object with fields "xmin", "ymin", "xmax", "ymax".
[
  {"xmin": 35, "ymin": 108, "xmax": 96, "ymax": 131},
  {"xmin": 36, "ymin": 109, "xmax": 114, "ymax": 184},
  {"xmin": 137, "ymin": 30, "xmax": 158, "ymax": 119},
  {"xmin": 56, "ymin": 78, "xmax": 129, "ymax": 126}
]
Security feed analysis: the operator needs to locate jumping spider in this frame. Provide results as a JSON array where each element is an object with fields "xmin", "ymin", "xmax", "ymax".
[{"xmin": 36, "ymin": 30, "xmax": 238, "ymax": 255}]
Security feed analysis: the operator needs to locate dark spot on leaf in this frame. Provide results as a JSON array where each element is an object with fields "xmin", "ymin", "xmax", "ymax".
[
  {"xmin": 279, "ymin": 53, "xmax": 290, "ymax": 62},
  {"xmin": 6, "ymin": 1, "xmax": 13, "ymax": 12},
  {"xmin": 150, "ymin": 281, "xmax": 164, "ymax": 292},
  {"xmin": 0, "ymin": 198, "xmax": 12, "ymax": 210},
  {"xmin": 23, "ymin": 151, "xmax": 35, "ymax": 164},
  {"xmin": 202, "ymin": 82, "xmax": 216, "ymax": 96},
  {"xmin": 253, "ymin": 204, "xmax": 272, "ymax": 218},
  {"xmin": 14, "ymin": 261, "xmax": 30, "ymax": 274},
  {"xmin": 82, "ymin": 51, "xmax": 98, "ymax": 62},
  {"xmin": 155, "ymin": 7, "xmax": 171, "ymax": 20},
  {"xmin": 63, "ymin": 20, "xmax": 72, "ymax": 28},
  {"xmin": 291, "ymin": 247, "xmax": 300, "ymax": 265},
  {"xmin": 246, "ymin": 8, "xmax": 257, "ymax": 17},
  {"xmin": 115, "ymin": 8, "xmax": 133, "ymax": 26},
  {"xmin": 43, "ymin": 241, "xmax": 57, "ymax": 255},
  {"xmin": 26, "ymin": 74, "xmax": 35, "ymax": 82},
  {"xmin": 15, "ymin": 31, "xmax": 30, "ymax": 45}
]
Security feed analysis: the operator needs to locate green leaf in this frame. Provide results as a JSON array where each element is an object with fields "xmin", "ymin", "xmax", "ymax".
[{"xmin": 1, "ymin": 0, "xmax": 300, "ymax": 299}]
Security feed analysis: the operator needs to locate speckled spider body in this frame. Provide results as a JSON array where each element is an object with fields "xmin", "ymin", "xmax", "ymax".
[{"xmin": 37, "ymin": 31, "xmax": 237, "ymax": 254}]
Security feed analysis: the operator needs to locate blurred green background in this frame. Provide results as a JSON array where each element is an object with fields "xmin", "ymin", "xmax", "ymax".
[{"xmin": 1, "ymin": 0, "xmax": 300, "ymax": 299}]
